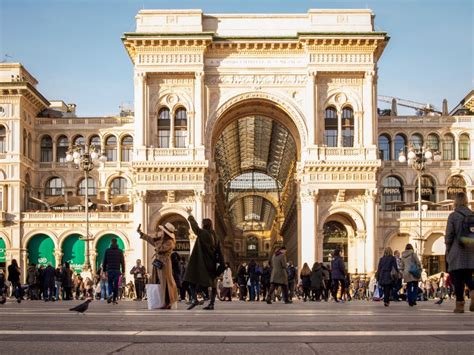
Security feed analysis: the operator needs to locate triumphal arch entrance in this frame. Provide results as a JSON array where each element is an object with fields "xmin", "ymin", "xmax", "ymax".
[{"xmin": 123, "ymin": 9, "xmax": 388, "ymax": 272}]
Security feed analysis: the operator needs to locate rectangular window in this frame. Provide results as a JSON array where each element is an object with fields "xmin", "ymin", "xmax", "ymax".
[
  {"xmin": 106, "ymin": 148, "xmax": 117, "ymax": 162},
  {"xmin": 459, "ymin": 145, "xmax": 469, "ymax": 160},
  {"xmin": 324, "ymin": 129, "xmax": 337, "ymax": 147},
  {"xmin": 158, "ymin": 130, "xmax": 170, "ymax": 148},
  {"xmin": 56, "ymin": 147, "xmax": 68, "ymax": 162},
  {"xmin": 41, "ymin": 149, "xmax": 52, "ymax": 162},
  {"xmin": 121, "ymin": 147, "xmax": 132, "ymax": 162},
  {"xmin": 0, "ymin": 138, "xmax": 5, "ymax": 153},
  {"xmin": 443, "ymin": 142, "xmax": 454, "ymax": 160},
  {"xmin": 174, "ymin": 130, "xmax": 187, "ymax": 148}
]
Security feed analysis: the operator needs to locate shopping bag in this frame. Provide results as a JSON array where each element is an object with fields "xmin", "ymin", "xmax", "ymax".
[
  {"xmin": 146, "ymin": 284, "xmax": 163, "ymax": 310},
  {"xmin": 373, "ymin": 285, "xmax": 381, "ymax": 301}
]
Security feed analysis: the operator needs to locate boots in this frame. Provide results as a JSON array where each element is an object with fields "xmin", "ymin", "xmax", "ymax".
[
  {"xmin": 453, "ymin": 301, "xmax": 465, "ymax": 313},
  {"xmin": 470, "ymin": 291, "xmax": 474, "ymax": 312}
]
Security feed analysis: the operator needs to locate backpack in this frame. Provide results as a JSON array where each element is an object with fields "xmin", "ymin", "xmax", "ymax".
[{"xmin": 456, "ymin": 210, "xmax": 474, "ymax": 249}]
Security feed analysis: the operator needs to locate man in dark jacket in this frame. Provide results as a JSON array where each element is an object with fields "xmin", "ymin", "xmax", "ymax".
[
  {"xmin": 184, "ymin": 207, "xmax": 222, "ymax": 310},
  {"xmin": 43, "ymin": 263, "xmax": 56, "ymax": 301},
  {"xmin": 130, "ymin": 259, "xmax": 146, "ymax": 301},
  {"xmin": 287, "ymin": 261, "xmax": 297, "ymax": 301},
  {"xmin": 102, "ymin": 238, "xmax": 125, "ymax": 304},
  {"xmin": 7, "ymin": 259, "xmax": 21, "ymax": 303},
  {"xmin": 330, "ymin": 249, "xmax": 346, "ymax": 302}
]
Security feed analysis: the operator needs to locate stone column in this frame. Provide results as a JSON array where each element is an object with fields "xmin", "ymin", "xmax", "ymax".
[
  {"xmin": 134, "ymin": 72, "xmax": 146, "ymax": 159},
  {"xmin": 133, "ymin": 191, "xmax": 147, "ymax": 263},
  {"xmin": 363, "ymin": 70, "xmax": 375, "ymax": 147},
  {"xmin": 454, "ymin": 136, "xmax": 460, "ymax": 161},
  {"xmin": 337, "ymin": 109, "xmax": 342, "ymax": 147},
  {"xmin": 354, "ymin": 111, "xmax": 362, "ymax": 148},
  {"xmin": 298, "ymin": 188, "xmax": 318, "ymax": 268},
  {"xmin": 194, "ymin": 71, "xmax": 205, "ymax": 158},
  {"xmin": 306, "ymin": 71, "xmax": 316, "ymax": 146},
  {"xmin": 356, "ymin": 230, "xmax": 367, "ymax": 274},
  {"xmin": 364, "ymin": 189, "xmax": 377, "ymax": 273}
]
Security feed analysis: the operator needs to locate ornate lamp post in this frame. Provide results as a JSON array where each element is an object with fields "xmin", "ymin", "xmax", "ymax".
[
  {"xmin": 66, "ymin": 145, "xmax": 107, "ymax": 271},
  {"xmin": 398, "ymin": 146, "xmax": 441, "ymax": 258}
]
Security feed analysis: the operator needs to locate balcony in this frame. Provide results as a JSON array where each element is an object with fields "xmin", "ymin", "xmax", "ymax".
[
  {"xmin": 21, "ymin": 211, "xmax": 133, "ymax": 222},
  {"xmin": 378, "ymin": 115, "xmax": 474, "ymax": 128},
  {"xmin": 305, "ymin": 147, "xmax": 380, "ymax": 164},
  {"xmin": 381, "ymin": 210, "xmax": 451, "ymax": 221},
  {"xmin": 36, "ymin": 117, "xmax": 134, "ymax": 127}
]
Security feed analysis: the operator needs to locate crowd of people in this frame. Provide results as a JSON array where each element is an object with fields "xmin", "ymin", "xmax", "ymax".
[{"xmin": 1, "ymin": 192, "xmax": 473, "ymax": 313}]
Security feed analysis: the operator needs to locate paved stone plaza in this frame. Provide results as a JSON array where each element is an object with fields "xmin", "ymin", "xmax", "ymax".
[{"xmin": 0, "ymin": 299, "xmax": 473, "ymax": 354}]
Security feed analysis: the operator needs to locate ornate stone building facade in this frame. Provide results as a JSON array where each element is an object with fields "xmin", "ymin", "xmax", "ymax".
[{"xmin": 0, "ymin": 9, "xmax": 472, "ymax": 278}]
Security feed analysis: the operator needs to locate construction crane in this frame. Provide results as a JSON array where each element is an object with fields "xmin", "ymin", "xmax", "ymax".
[{"xmin": 378, "ymin": 95, "xmax": 444, "ymax": 116}]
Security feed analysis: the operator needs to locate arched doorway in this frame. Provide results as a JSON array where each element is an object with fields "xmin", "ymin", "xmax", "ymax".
[
  {"xmin": 155, "ymin": 214, "xmax": 191, "ymax": 259},
  {"xmin": 27, "ymin": 234, "xmax": 55, "ymax": 267},
  {"xmin": 96, "ymin": 234, "xmax": 125, "ymax": 270},
  {"xmin": 322, "ymin": 221, "xmax": 348, "ymax": 266},
  {"xmin": 62, "ymin": 234, "xmax": 85, "ymax": 273},
  {"xmin": 211, "ymin": 99, "xmax": 301, "ymax": 264},
  {"xmin": 423, "ymin": 233, "xmax": 446, "ymax": 276}
]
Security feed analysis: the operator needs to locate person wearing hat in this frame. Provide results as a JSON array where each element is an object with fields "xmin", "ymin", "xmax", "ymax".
[{"xmin": 137, "ymin": 222, "xmax": 178, "ymax": 309}]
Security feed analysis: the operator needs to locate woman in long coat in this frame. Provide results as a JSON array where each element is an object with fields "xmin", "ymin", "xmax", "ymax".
[
  {"xmin": 376, "ymin": 247, "xmax": 399, "ymax": 307},
  {"xmin": 138, "ymin": 223, "xmax": 178, "ymax": 309}
]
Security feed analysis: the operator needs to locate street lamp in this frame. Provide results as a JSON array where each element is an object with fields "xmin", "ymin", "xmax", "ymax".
[
  {"xmin": 66, "ymin": 144, "xmax": 107, "ymax": 271},
  {"xmin": 398, "ymin": 146, "xmax": 441, "ymax": 258}
]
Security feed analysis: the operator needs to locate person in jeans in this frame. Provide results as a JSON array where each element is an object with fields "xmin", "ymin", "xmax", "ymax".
[
  {"xmin": 102, "ymin": 238, "xmax": 125, "ymax": 304},
  {"xmin": 445, "ymin": 192, "xmax": 474, "ymax": 313},
  {"xmin": 376, "ymin": 247, "xmax": 399, "ymax": 307},
  {"xmin": 400, "ymin": 243, "xmax": 422, "ymax": 306},
  {"xmin": 7, "ymin": 259, "xmax": 22, "ymax": 303},
  {"xmin": 130, "ymin": 259, "xmax": 146, "ymax": 300},
  {"xmin": 331, "ymin": 249, "xmax": 346, "ymax": 302},
  {"xmin": 42, "ymin": 263, "xmax": 56, "ymax": 302}
]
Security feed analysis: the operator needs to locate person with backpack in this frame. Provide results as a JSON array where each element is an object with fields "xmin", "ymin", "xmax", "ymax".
[
  {"xmin": 445, "ymin": 192, "xmax": 474, "ymax": 313},
  {"xmin": 400, "ymin": 243, "xmax": 422, "ymax": 307}
]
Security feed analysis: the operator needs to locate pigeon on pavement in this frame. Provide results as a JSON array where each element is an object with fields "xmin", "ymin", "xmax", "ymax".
[{"xmin": 69, "ymin": 299, "xmax": 92, "ymax": 314}]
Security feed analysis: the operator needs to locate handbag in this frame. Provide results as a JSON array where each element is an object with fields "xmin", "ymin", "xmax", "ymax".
[
  {"xmin": 152, "ymin": 259, "xmax": 164, "ymax": 270},
  {"xmin": 390, "ymin": 266, "xmax": 399, "ymax": 281},
  {"xmin": 408, "ymin": 254, "xmax": 421, "ymax": 279}
]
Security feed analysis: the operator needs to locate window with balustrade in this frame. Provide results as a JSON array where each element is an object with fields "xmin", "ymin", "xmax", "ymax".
[
  {"xmin": 394, "ymin": 134, "xmax": 407, "ymax": 161},
  {"xmin": 459, "ymin": 134, "xmax": 470, "ymax": 160},
  {"xmin": 78, "ymin": 177, "xmax": 97, "ymax": 196},
  {"xmin": 342, "ymin": 107, "xmax": 354, "ymax": 147},
  {"xmin": 324, "ymin": 107, "xmax": 337, "ymax": 147},
  {"xmin": 105, "ymin": 135, "xmax": 117, "ymax": 161},
  {"xmin": 56, "ymin": 136, "xmax": 69, "ymax": 163},
  {"xmin": 174, "ymin": 108, "xmax": 188, "ymax": 148},
  {"xmin": 443, "ymin": 134, "xmax": 455, "ymax": 160},
  {"xmin": 158, "ymin": 107, "xmax": 171, "ymax": 148},
  {"xmin": 45, "ymin": 177, "xmax": 64, "ymax": 196},
  {"xmin": 40, "ymin": 135, "xmax": 53, "ymax": 162},
  {"xmin": 378, "ymin": 134, "xmax": 391, "ymax": 160},
  {"xmin": 121, "ymin": 135, "xmax": 133, "ymax": 162},
  {"xmin": 382, "ymin": 176, "xmax": 403, "ymax": 211}
]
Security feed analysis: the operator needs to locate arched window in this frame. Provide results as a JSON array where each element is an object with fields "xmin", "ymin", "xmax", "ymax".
[
  {"xmin": 45, "ymin": 177, "xmax": 64, "ymax": 196},
  {"xmin": 110, "ymin": 177, "xmax": 128, "ymax": 196},
  {"xmin": 27, "ymin": 133, "xmax": 32, "ymax": 159},
  {"xmin": 443, "ymin": 134, "xmax": 455, "ymax": 160},
  {"xmin": 410, "ymin": 133, "xmax": 423, "ymax": 149},
  {"xmin": 426, "ymin": 133, "xmax": 440, "ymax": 152},
  {"xmin": 447, "ymin": 175, "xmax": 466, "ymax": 200},
  {"xmin": 78, "ymin": 177, "xmax": 97, "ymax": 196},
  {"xmin": 56, "ymin": 135, "xmax": 69, "ymax": 162},
  {"xmin": 459, "ymin": 134, "xmax": 470, "ymax": 160},
  {"xmin": 23, "ymin": 129, "xmax": 28, "ymax": 157},
  {"xmin": 416, "ymin": 175, "xmax": 436, "ymax": 203},
  {"xmin": 73, "ymin": 135, "xmax": 85, "ymax": 146},
  {"xmin": 382, "ymin": 176, "xmax": 403, "ymax": 210},
  {"xmin": 342, "ymin": 107, "xmax": 354, "ymax": 147},
  {"xmin": 324, "ymin": 107, "xmax": 337, "ymax": 147},
  {"xmin": 89, "ymin": 135, "xmax": 101, "ymax": 152},
  {"xmin": 121, "ymin": 135, "xmax": 133, "ymax": 162},
  {"xmin": 40, "ymin": 135, "xmax": 53, "ymax": 162},
  {"xmin": 105, "ymin": 136, "xmax": 117, "ymax": 161},
  {"xmin": 378, "ymin": 134, "xmax": 391, "ymax": 160},
  {"xmin": 394, "ymin": 134, "xmax": 407, "ymax": 161},
  {"xmin": 0, "ymin": 125, "xmax": 6, "ymax": 153},
  {"xmin": 158, "ymin": 107, "xmax": 171, "ymax": 148},
  {"xmin": 174, "ymin": 108, "xmax": 187, "ymax": 148}
]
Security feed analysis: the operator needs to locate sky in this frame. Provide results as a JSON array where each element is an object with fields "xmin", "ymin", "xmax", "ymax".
[{"xmin": 0, "ymin": 0, "xmax": 472, "ymax": 116}]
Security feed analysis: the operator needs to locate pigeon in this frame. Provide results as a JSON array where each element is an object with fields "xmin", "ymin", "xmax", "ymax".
[{"xmin": 69, "ymin": 299, "xmax": 92, "ymax": 314}]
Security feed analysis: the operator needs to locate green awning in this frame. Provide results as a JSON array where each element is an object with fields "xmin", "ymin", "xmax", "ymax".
[
  {"xmin": 0, "ymin": 238, "xmax": 6, "ymax": 263},
  {"xmin": 96, "ymin": 234, "xmax": 125, "ymax": 270},
  {"xmin": 62, "ymin": 234, "xmax": 85, "ymax": 273},
  {"xmin": 28, "ymin": 234, "xmax": 55, "ymax": 267}
]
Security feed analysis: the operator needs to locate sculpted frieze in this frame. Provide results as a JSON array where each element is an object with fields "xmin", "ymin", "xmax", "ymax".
[
  {"xmin": 310, "ymin": 53, "xmax": 372, "ymax": 64},
  {"xmin": 205, "ymin": 74, "xmax": 307, "ymax": 86}
]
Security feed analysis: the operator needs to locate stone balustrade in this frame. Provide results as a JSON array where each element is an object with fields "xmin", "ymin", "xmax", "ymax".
[{"xmin": 21, "ymin": 211, "xmax": 133, "ymax": 222}]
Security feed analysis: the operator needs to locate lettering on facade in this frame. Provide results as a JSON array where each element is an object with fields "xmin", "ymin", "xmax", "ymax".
[
  {"xmin": 447, "ymin": 187, "xmax": 465, "ymax": 194},
  {"xmin": 383, "ymin": 187, "xmax": 402, "ymax": 195},
  {"xmin": 205, "ymin": 74, "xmax": 307, "ymax": 86},
  {"xmin": 175, "ymin": 240, "xmax": 190, "ymax": 252}
]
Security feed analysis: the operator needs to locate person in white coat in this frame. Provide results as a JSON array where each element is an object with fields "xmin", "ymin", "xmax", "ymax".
[{"xmin": 221, "ymin": 263, "xmax": 233, "ymax": 301}]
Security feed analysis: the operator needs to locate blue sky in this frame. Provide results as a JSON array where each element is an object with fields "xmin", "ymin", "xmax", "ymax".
[{"xmin": 0, "ymin": 0, "xmax": 472, "ymax": 116}]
